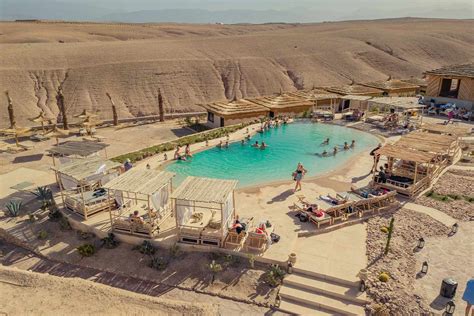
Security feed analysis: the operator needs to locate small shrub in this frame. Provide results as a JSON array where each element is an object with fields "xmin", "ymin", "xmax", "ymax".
[
  {"xmin": 34, "ymin": 186, "xmax": 53, "ymax": 210},
  {"xmin": 378, "ymin": 272, "xmax": 390, "ymax": 282},
  {"xmin": 425, "ymin": 190, "xmax": 434, "ymax": 197},
  {"xmin": 248, "ymin": 254, "xmax": 256, "ymax": 269},
  {"xmin": 447, "ymin": 194, "xmax": 460, "ymax": 200},
  {"xmin": 135, "ymin": 240, "xmax": 156, "ymax": 255},
  {"xmin": 48, "ymin": 206, "xmax": 63, "ymax": 221},
  {"xmin": 149, "ymin": 256, "xmax": 169, "ymax": 270},
  {"xmin": 169, "ymin": 243, "xmax": 181, "ymax": 258},
  {"xmin": 37, "ymin": 230, "xmax": 48, "ymax": 240},
  {"xmin": 264, "ymin": 264, "xmax": 286, "ymax": 287},
  {"xmin": 101, "ymin": 233, "xmax": 120, "ymax": 249},
  {"xmin": 58, "ymin": 217, "xmax": 71, "ymax": 230},
  {"xmin": 77, "ymin": 244, "xmax": 95, "ymax": 257},
  {"xmin": 208, "ymin": 260, "xmax": 223, "ymax": 284},
  {"xmin": 77, "ymin": 231, "xmax": 93, "ymax": 240},
  {"xmin": 6, "ymin": 200, "xmax": 22, "ymax": 217}
]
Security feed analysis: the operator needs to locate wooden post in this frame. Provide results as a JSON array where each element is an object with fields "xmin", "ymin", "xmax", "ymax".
[
  {"xmin": 5, "ymin": 91, "xmax": 16, "ymax": 129},
  {"xmin": 80, "ymin": 184, "xmax": 87, "ymax": 220},
  {"xmin": 108, "ymin": 189, "xmax": 113, "ymax": 230},
  {"xmin": 58, "ymin": 171, "xmax": 66, "ymax": 210},
  {"xmin": 414, "ymin": 162, "xmax": 418, "ymax": 184}
]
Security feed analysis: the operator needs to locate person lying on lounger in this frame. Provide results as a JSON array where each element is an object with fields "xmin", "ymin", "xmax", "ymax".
[
  {"xmin": 232, "ymin": 215, "xmax": 247, "ymax": 235},
  {"xmin": 320, "ymin": 194, "xmax": 347, "ymax": 205}
]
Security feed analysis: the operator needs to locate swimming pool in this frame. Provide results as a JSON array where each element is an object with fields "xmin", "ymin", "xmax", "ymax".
[{"xmin": 165, "ymin": 122, "xmax": 379, "ymax": 187}]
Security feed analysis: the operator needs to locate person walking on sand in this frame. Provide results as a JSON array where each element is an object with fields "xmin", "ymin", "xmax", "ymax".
[
  {"xmin": 463, "ymin": 278, "xmax": 474, "ymax": 316},
  {"xmin": 293, "ymin": 163, "xmax": 307, "ymax": 192}
]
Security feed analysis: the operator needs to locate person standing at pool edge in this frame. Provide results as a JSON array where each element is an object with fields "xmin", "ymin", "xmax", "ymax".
[{"xmin": 293, "ymin": 163, "xmax": 307, "ymax": 192}]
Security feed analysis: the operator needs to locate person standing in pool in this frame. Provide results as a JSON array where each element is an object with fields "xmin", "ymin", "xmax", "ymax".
[
  {"xmin": 343, "ymin": 142, "xmax": 349, "ymax": 150},
  {"xmin": 322, "ymin": 138, "xmax": 330, "ymax": 145},
  {"xmin": 350, "ymin": 140, "xmax": 355, "ymax": 148},
  {"xmin": 293, "ymin": 163, "xmax": 307, "ymax": 192},
  {"xmin": 252, "ymin": 141, "xmax": 260, "ymax": 148},
  {"xmin": 260, "ymin": 142, "xmax": 267, "ymax": 149},
  {"xmin": 333, "ymin": 146, "xmax": 338, "ymax": 156},
  {"xmin": 185, "ymin": 144, "xmax": 192, "ymax": 157}
]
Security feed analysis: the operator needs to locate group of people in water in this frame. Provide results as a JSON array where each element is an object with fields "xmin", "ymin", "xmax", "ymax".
[
  {"xmin": 317, "ymin": 138, "xmax": 356, "ymax": 157},
  {"xmin": 257, "ymin": 117, "xmax": 293, "ymax": 133},
  {"xmin": 174, "ymin": 144, "xmax": 193, "ymax": 161}
]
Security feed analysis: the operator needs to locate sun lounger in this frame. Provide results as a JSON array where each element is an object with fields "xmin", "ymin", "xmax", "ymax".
[
  {"xmin": 224, "ymin": 217, "xmax": 254, "ymax": 249},
  {"xmin": 113, "ymin": 217, "xmax": 159, "ymax": 238},
  {"xmin": 309, "ymin": 212, "xmax": 333, "ymax": 228}
]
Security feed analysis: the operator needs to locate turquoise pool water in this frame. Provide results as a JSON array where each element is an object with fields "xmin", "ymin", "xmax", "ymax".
[{"xmin": 165, "ymin": 122, "xmax": 379, "ymax": 187}]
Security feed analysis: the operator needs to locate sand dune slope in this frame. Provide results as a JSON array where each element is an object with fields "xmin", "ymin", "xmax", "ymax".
[{"xmin": 0, "ymin": 19, "xmax": 473, "ymax": 127}]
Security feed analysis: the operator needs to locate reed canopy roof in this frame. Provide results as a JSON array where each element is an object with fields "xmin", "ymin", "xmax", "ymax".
[
  {"xmin": 424, "ymin": 63, "xmax": 474, "ymax": 79},
  {"xmin": 396, "ymin": 132, "xmax": 457, "ymax": 154},
  {"xmin": 199, "ymin": 99, "xmax": 268, "ymax": 117},
  {"xmin": 52, "ymin": 157, "xmax": 120, "ymax": 181},
  {"xmin": 369, "ymin": 97, "xmax": 424, "ymax": 109},
  {"xmin": 341, "ymin": 95, "xmax": 373, "ymax": 101},
  {"xmin": 103, "ymin": 169, "xmax": 175, "ymax": 195},
  {"xmin": 421, "ymin": 123, "xmax": 471, "ymax": 136},
  {"xmin": 288, "ymin": 90, "xmax": 340, "ymax": 101},
  {"xmin": 361, "ymin": 79, "xmax": 419, "ymax": 91},
  {"xmin": 401, "ymin": 78, "xmax": 427, "ymax": 87},
  {"xmin": 251, "ymin": 93, "xmax": 313, "ymax": 111},
  {"xmin": 171, "ymin": 176, "xmax": 238, "ymax": 204},
  {"xmin": 376, "ymin": 144, "xmax": 437, "ymax": 163},
  {"xmin": 326, "ymin": 84, "xmax": 383, "ymax": 96},
  {"xmin": 48, "ymin": 140, "xmax": 108, "ymax": 157}
]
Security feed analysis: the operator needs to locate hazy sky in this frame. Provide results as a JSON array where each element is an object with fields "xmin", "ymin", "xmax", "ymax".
[{"xmin": 1, "ymin": 0, "xmax": 473, "ymax": 22}]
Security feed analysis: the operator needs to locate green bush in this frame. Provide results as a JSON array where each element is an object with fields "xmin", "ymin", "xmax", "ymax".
[
  {"xmin": 149, "ymin": 256, "xmax": 168, "ymax": 270},
  {"xmin": 37, "ymin": 230, "xmax": 48, "ymax": 240},
  {"xmin": 378, "ymin": 272, "xmax": 390, "ymax": 282},
  {"xmin": 169, "ymin": 243, "xmax": 181, "ymax": 258},
  {"xmin": 6, "ymin": 200, "xmax": 22, "ymax": 217},
  {"xmin": 33, "ymin": 186, "xmax": 53, "ymax": 210},
  {"xmin": 48, "ymin": 206, "xmax": 63, "ymax": 221},
  {"xmin": 77, "ymin": 244, "xmax": 95, "ymax": 257},
  {"xmin": 59, "ymin": 217, "xmax": 71, "ymax": 230},
  {"xmin": 101, "ymin": 233, "xmax": 120, "ymax": 249},
  {"xmin": 208, "ymin": 260, "xmax": 223, "ymax": 284},
  {"xmin": 135, "ymin": 240, "xmax": 156, "ymax": 255},
  {"xmin": 264, "ymin": 264, "xmax": 286, "ymax": 287}
]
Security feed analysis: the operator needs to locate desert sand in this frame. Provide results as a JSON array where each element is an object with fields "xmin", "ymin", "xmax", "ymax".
[{"xmin": 1, "ymin": 18, "xmax": 474, "ymax": 127}]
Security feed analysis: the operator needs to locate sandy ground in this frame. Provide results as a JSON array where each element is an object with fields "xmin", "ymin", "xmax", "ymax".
[
  {"xmin": 0, "ymin": 265, "xmax": 217, "ymax": 316},
  {"xmin": 0, "ymin": 119, "xmax": 193, "ymax": 174},
  {"xmin": 1, "ymin": 19, "xmax": 474, "ymax": 127}
]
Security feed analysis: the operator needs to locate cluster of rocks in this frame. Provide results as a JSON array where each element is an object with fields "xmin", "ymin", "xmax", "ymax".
[{"xmin": 365, "ymin": 208, "xmax": 450, "ymax": 315}]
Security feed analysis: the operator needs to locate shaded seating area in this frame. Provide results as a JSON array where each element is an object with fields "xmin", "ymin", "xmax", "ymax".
[
  {"xmin": 224, "ymin": 216, "xmax": 254, "ymax": 249},
  {"xmin": 172, "ymin": 177, "xmax": 238, "ymax": 247},
  {"xmin": 373, "ymin": 144, "xmax": 443, "ymax": 197},
  {"xmin": 420, "ymin": 123, "xmax": 471, "ymax": 137},
  {"xmin": 47, "ymin": 140, "xmax": 110, "ymax": 167},
  {"xmin": 103, "ymin": 169, "xmax": 175, "ymax": 238},
  {"xmin": 53, "ymin": 157, "xmax": 122, "ymax": 219},
  {"xmin": 244, "ymin": 221, "xmax": 274, "ymax": 252}
]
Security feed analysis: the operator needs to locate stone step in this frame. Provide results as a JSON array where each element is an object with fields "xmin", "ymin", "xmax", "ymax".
[
  {"xmin": 279, "ymin": 298, "xmax": 336, "ymax": 315},
  {"xmin": 284, "ymin": 273, "xmax": 368, "ymax": 304},
  {"xmin": 279, "ymin": 285, "xmax": 365, "ymax": 316},
  {"xmin": 292, "ymin": 265, "xmax": 359, "ymax": 287}
]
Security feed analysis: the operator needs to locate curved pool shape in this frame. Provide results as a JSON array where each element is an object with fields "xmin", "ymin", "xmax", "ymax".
[{"xmin": 165, "ymin": 122, "xmax": 379, "ymax": 188}]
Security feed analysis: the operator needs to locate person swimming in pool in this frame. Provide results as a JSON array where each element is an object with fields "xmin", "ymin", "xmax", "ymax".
[
  {"xmin": 322, "ymin": 137, "xmax": 330, "ymax": 145},
  {"xmin": 216, "ymin": 141, "xmax": 223, "ymax": 148},
  {"xmin": 241, "ymin": 139, "xmax": 245, "ymax": 145},
  {"xmin": 185, "ymin": 144, "xmax": 192, "ymax": 157},
  {"xmin": 333, "ymin": 146, "xmax": 338, "ymax": 155},
  {"xmin": 343, "ymin": 142, "xmax": 349, "ymax": 150},
  {"xmin": 350, "ymin": 140, "xmax": 355, "ymax": 148},
  {"xmin": 245, "ymin": 134, "xmax": 251, "ymax": 141},
  {"xmin": 252, "ymin": 141, "xmax": 260, "ymax": 148},
  {"xmin": 260, "ymin": 141, "xmax": 267, "ymax": 149},
  {"xmin": 322, "ymin": 150, "xmax": 328, "ymax": 156},
  {"xmin": 224, "ymin": 141, "xmax": 229, "ymax": 148}
]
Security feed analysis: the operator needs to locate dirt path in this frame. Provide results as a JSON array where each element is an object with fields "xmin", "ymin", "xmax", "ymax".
[{"xmin": 0, "ymin": 239, "xmax": 284, "ymax": 316}]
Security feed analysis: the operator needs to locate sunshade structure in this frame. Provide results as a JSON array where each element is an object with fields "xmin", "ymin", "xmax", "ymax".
[
  {"xmin": 251, "ymin": 93, "xmax": 314, "ymax": 117},
  {"xmin": 0, "ymin": 127, "xmax": 31, "ymax": 146},
  {"xmin": 373, "ymin": 139, "xmax": 450, "ymax": 197},
  {"xmin": 44, "ymin": 125, "xmax": 70, "ymax": 145},
  {"xmin": 289, "ymin": 90, "xmax": 341, "ymax": 116},
  {"xmin": 420, "ymin": 123, "xmax": 471, "ymax": 136},
  {"xmin": 326, "ymin": 84, "xmax": 384, "ymax": 97},
  {"xmin": 199, "ymin": 99, "xmax": 269, "ymax": 127},
  {"xmin": 103, "ymin": 169, "xmax": 175, "ymax": 238},
  {"xmin": 396, "ymin": 131, "xmax": 460, "ymax": 159},
  {"xmin": 367, "ymin": 97, "xmax": 425, "ymax": 127},
  {"xmin": 29, "ymin": 111, "xmax": 53, "ymax": 132},
  {"xmin": 74, "ymin": 109, "xmax": 98, "ymax": 119},
  {"xmin": 171, "ymin": 176, "xmax": 238, "ymax": 247},
  {"xmin": 361, "ymin": 79, "xmax": 419, "ymax": 96},
  {"xmin": 53, "ymin": 157, "xmax": 122, "ymax": 219}
]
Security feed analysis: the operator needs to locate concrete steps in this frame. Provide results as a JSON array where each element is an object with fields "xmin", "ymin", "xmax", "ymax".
[{"xmin": 278, "ymin": 270, "xmax": 367, "ymax": 315}]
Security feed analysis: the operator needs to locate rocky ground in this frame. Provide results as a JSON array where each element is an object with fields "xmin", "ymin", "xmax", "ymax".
[
  {"xmin": 415, "ymin": 170, "xmax": 474, "ymax": 221},
  {"xmin": 365, "ymin": 208, "xmax": 450, "ymax": 315}
]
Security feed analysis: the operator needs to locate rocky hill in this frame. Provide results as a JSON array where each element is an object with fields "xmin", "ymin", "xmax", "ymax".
[{"xmin": 1, "ymin": 19, "xmax": 473, "ymax": 127}]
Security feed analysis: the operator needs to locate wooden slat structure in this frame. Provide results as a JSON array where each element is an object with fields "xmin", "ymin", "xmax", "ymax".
[
  {"xmin": 289, "ymin": 90, "xmax": 341, "ymax": 118},
  {"xmin": 396, "ymin": 131, "xmax": 459, "ymax": 156},
  {"xmin": 54, "ymin": 157, "xmax": 122, "ymax": 220},
  {"xmin": 424, "ymin": 63, "xmax": 474, "ymax": 102},
  {"xmin": 325, "ymin": 84, "xmax": 384, "ymax": 96},
  {"xmin": 103, "ymin": 169, "xmax": 175, "ymax": 238},
  {"xmin": 401, "ymin": 78, "xmax": 427, "ymax": 93},
  {"xmin": 172, "ymin": 177, "xmax": 238, "ymax": 247},
  {"xmin": 48, "ymin": 140, "xmax": 109, "ymax": 157},
  {"xmin": 420, "ymin": 123, "xmax": 471, "ymax": 136},
  {"xmin": 199, "ymin": 99, "xmax": 269, "ymax": 119},
  {"xmin": 250, "ymin": 93, "xmax": 314, "ymax": 116},
  {"xmin": 361, "ymin": 80, "xmax": 419, "ymax": 96}
]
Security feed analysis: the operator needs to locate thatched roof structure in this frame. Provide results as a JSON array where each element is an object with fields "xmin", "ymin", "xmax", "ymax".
[
  {"xmin": 251, "ymin": 93, "xmax": 313, "ymax": 113},
  {"xmin": 288, "ymin": 90, "xmax": 340, "ymax": 102},
  {"xmin": 424, "ymin": 63, "xmax": 474, "ymax": 79},
  {"xmin": 421, "ymin": 123, "xmax": 471, "ymax": 136},
  {"xmin": 199, "ymin": 99, "xmax": 268, "ymax": 118},
  {"xmin": 376, "ymin": 144, "xmax": 437, "ymax": 163},
  {"xmin": 171, "ymin": 176, "xmax": 238, "ymax": 204},
  {"xmin": 74, "ymin": 109, "xmax": 98, "ymax": 119},
  {"xmin": 361, "ymin": 79, "xmax": 419, "ymax": 92},
  {"xmin": 53, "ymin": 157, "xmax": 120, "ymax": 182},
  {"xmin": 48, "ymin": 140, "xmax": 108, "ymax": 157},
  {"xmin": 325, "ymin": 84, "xmax": 384, "ymax": 96},
  {"xmin": 396, "ymin": 132, "xmax": 457, "ymax": 154},
  {"xmin": 103, "ymin": 169, "xmax": 175, "ymax": 195},
  {"xmin": 369, "ymin": 97, "xmax": 424, "ymax": 110},
  {"xmin": 401, "ymin": 78, "xmax": 427, "ymax": 88},
  {"xmin": 341, "ymin": 95, "xmax": 373, "ymax": 101}
]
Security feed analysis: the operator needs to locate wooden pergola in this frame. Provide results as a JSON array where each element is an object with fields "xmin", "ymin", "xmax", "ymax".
[
  {"xmin": 103, "ymin": 169, "xmax": 175, "ymax": 238},
  {"xmin": 367, "ymin": 97, "xmax": 425, "ymax": 127},
  {"xmin": 396, "ymin": 131, "xmax": 460, "ymax": 162},
  {"xmin": 53, "ymin": 157, "xmax": 122, "ymax": 219},
  {"xmin": 361, "ymin": 79, "xmax": 419, "ymax": 96},
  {"xmin": 199, "ymin": 99, "xmax": 269, "ymax": 123},
  {"xmin": 47, "ymin": 140, "xmax": 109, "ymax": 167},
  {"xmin": 289, "ymin": 90, "xmax": 341, "ymax": 118},
  {"xmin": 171, "ymin": 176, "xmax": 238, "ymax": 247},
  {"xmin": 420, "ymin": 123, "xmax": 471, "ymax": 137},
  {"xmin": 325, "ymin": 84, "xmax": 384, "ymax": 97},
  {"xmin": 373, "ymin": 144, "xmax": 440, "ymax": 197}
]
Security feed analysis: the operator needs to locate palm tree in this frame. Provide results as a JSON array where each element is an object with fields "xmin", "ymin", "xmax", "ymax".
[
  {"xmin": 158, "ymin": 89, "xmax": 164, "ymax": 122},
  {"xmin": 56, "ymin": 87, "xmax": 68, "ymax": 130},
  {"xmin": 5, "ymin": 91, "xmax": 16, "ymax": 129},
  {"xmin": 106, "ymin": 92, "xmax": 119, "ymax": 126}
]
